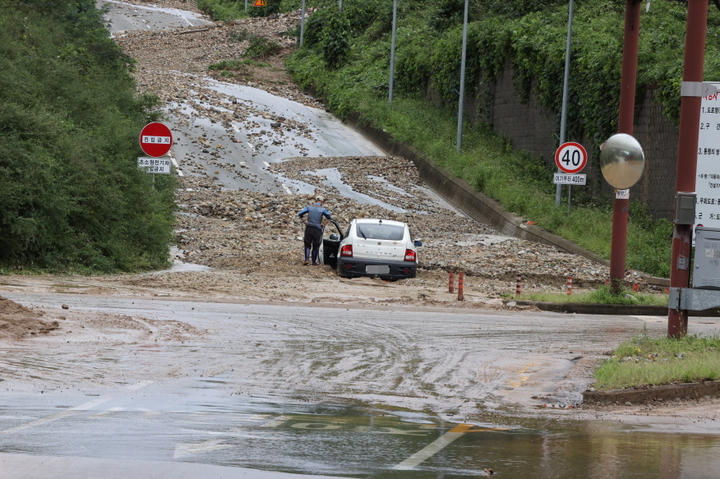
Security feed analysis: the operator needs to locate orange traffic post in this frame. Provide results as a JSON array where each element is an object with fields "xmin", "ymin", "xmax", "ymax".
[
  {"xmin": 449, "ymin": 271, "xmax": 455, "ymax": 294},
  {"xmin": 458, "ymin": 272, "xmax": 465, "ymax": 301},
  {"xmin": 567, "ymin": 275, "xmax": 573, "ymax": 296},
  {"xmin": 516, "ymin": 274, "xmax": 522, "ymax": 296}
]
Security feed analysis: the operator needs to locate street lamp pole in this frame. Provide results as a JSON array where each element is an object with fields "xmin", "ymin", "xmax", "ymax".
[
  {"xmin": 556, "ymin": 0, "xmax": 575, "ymax": 207},
  {"xmin": 389, "ymin": 0, "xmax": 398, "ymax": 105},
  {"xmin": 456, "ymin": 0, "xmax": 469, "ymax": 151}
]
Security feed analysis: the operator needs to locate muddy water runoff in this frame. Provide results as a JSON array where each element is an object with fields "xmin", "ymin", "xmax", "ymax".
[{"xmin": 0, "ymin": 293, "xmax": 719, "ymax": 478}]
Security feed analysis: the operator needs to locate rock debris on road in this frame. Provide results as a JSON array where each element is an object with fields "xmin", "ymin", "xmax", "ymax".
[{"xmin": 99, "ymin": 2, "xmax": 625, "ymax": 306}]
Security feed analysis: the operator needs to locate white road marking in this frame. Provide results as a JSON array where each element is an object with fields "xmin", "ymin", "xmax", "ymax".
[
  {"xmin": 0, "ymin": 410, "xmax": 77, "ymax": 435},
  {"xmin": 91, "ymin": 407, "xmax": 125, "ymax": 417},
  {"xmin": 393, "ymin": 424, "xmax": 471, "ymax": 470},
  {"xmin": 0, "ymin": 381, "xmax": 153, "ymax": 435},
  {"xmin": 174, "ymin": 439, "xmax": 233, "ymax": 458},
  {"xmin": 173, "ymin": 9, "xmax": 194, "ymax": 27},
  {"xmin": 260, "ymin": 415, "xmax": 291, "ymax": 428},
  {"xmin": 393, "ymin": 424, "xmax": 509, "ymax": 470}
]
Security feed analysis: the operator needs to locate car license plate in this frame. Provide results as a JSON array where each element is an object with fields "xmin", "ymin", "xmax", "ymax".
[{"xmin": 366, "ymin": 265, "xmax": 390, "ymax": 274}]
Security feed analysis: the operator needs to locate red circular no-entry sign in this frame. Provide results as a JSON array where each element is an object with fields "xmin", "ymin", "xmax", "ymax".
[
  {"xmin": 139, "ymin": 122, "xmax": 173, "ymax": 157},
  {"xmin": 555, "ymin": 142, "xmax": 588, "ymax": 174}
]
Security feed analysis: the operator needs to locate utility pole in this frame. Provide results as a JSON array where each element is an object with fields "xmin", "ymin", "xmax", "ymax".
[
  {"xmin": 669, "ymin": 0, "xmax": 709, "ymax": 338},
  {"xmin": 609, "ymin": 0, "xmax": 642, "ymax": 294}
]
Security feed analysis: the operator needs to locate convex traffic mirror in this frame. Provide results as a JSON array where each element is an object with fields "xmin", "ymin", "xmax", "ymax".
[{"xmin": 599, "ymin": 133, "xmax": 645, "ymax": 190}]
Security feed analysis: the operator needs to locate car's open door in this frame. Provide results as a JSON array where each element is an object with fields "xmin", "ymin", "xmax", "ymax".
[{"xmin": 319, "ymin": 220, "xmax": 344, "ymax": 268}]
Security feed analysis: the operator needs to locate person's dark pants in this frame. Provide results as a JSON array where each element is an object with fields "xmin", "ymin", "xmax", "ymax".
[{"xmin": 304, "ymin": 226, "xmax": 323, "ymax": 264}]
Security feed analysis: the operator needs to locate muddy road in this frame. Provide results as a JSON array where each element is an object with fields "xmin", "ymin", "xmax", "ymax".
[{"xmin": 2, "ymin": 2, "xmax": 720, "ymax": 477}]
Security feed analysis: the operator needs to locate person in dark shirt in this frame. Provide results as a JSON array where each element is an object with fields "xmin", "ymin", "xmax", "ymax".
[{"xmin": 298, "ymin": 195, "xmax": 332, "ymax": 265}]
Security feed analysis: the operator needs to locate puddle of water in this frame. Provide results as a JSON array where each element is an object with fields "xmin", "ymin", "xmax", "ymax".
[
  {"xmin": 152, "ymin": 247, "xmax": 212, "ymax": 274},
  {"xmin": 178, "ymin": 398, "xmax": 720, "ymax": 479}
]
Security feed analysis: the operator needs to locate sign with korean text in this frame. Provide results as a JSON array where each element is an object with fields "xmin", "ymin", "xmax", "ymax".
[
  {"xmin": 139, "ymin": 122, "xmax": 173, "ymax": 157},
  {"xmin": 138, "ymin": 157, "xmax": 172, "ymax": 174},
  {"xmin": 696, "ymin": 82, "xmax": 720, "ymax": 229},
  {"xmin": 555, "ymin": 142, "xmax": 588, "ymax": 174},
  {"xmin": 615, "ymin": 189, "xmax": 630, "ymax": 200},
  {"xmin": 553, "ymin": 173, "xmax": 586, "ymax": 185}
]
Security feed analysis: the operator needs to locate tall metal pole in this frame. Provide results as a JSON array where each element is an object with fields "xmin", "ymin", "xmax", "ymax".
[
  {"xmin": 609, "ymin": 0, "xmax": 642, "ymax": 294},
  {"xmin": 556, "ymin": 0, "xmax": 575, "ymax": 206},
  {"xmin": 669, "ymin": 0, "xmax": 709, "ymax": 338},
  {"xmin": 300, "ymin": 0, "xmax": 306, "ymax": 47},
  {"xmin": 456, "ymin": 0, "xmax": 469, "ymax": 151},
  {"xmin": 339, "ymin": 0, "xmax": 342, "ymax": 12},
  {"xmin": 388, "ymin": 0, "xmax": 398, "ymax": 105}
]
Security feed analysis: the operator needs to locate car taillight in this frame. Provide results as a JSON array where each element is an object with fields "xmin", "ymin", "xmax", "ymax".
[
  {"xmin": 404, "ymin": 249, "xmax": 416, "ymax": 261},
  {"xmin": 341, "ymin": 244, "xmax": 353, "ymax": 257}
]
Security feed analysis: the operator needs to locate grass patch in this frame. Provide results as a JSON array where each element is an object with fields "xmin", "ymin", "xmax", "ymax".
[
  {"xmin": 209, "ymin": 59, "xmax": 246, "ymax": 71},
  {"xmin": 208, "ymin": 59, "xmax": 271, "ymax": 72},
  {"xmin": 593, "ymin": 333, "xmax": 720, "ymax": 390},
  {"xmin": 245, "ymin": 35, "xmax": 282, "ymax": 59},
  {"xmin": 516, "ymin": 286, "xmax": 668, "ymax": 306}
]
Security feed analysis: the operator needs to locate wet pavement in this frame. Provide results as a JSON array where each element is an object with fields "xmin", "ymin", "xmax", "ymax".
[
  {"xmin": 2, "ymin": 383, "xmax": 720, "ymax": 478},
  {"xmin": 4, "ymin": 3, "xmax": 717, "ymax": 478},
  {"xmin": 99, "ymin": 0, "xmax": 213, "ymax": 33},
  {"xmin": 1, "ymin": 293, "xmax": 720, "ymax": 477}
]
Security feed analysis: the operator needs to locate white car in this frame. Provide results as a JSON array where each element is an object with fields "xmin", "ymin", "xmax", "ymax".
[{"xmin": 321, "ymin": 218, "xmax": 422, "ymax": 280}]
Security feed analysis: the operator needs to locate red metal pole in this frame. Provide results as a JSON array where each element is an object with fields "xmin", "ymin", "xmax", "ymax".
[
  {"xmin": 610, "ymin": 0, "xmax": 642, "ymax": 294},
  {"xmin": 669, "ymin": 0, "xmax": 709, "ymax": 338},
  {"xmin": 457, "ymin": 272, "xmax": 465, "ymax": 301}
]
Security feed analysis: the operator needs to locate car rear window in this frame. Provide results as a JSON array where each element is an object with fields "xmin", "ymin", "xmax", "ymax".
[{"xmin": 356, "ymin": 223, "xmax": 405, "ymax": 241}]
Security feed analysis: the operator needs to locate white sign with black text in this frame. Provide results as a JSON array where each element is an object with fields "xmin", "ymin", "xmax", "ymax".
[
  {"xmin": 138, "ymin": 157, "xmax": 172, "ymax": 174},
  {"xmin": 553, "ymin": 173, "xmax": 586, "ymax": 185},
  {"xmin": 697, "ymin": 82, "xmax": 720, "ymax": 229}
]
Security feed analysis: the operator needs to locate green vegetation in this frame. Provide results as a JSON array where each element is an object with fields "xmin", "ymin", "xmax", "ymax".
[
  {"xmin": 0, "ymin": 0, "xmax": 176, "ymax": 273},
  {"xmin": 516, "ymin": 286, "xmax": 668, "ymax": 306},
  {"xmin": 245, "ymin": 35, "xmax": 283, "ymax": 59},
  {"xmin": 594, "ymin": 333, "xmax": 720, "ymax": 390}
]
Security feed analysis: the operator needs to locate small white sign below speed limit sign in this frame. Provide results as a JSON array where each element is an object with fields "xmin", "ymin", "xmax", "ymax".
[{"xmin": 555, "ymin": 142, "xmax": 588, "ymax": 174}]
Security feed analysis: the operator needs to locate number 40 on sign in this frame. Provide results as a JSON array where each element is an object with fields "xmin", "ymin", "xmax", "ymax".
[
  {"xmin": 554, "ymin": 142, "xmax": 588, "ymax": 186},
  {"xmin": 555, "ymin": 142, "xmax": 588, "ymax": 174}
]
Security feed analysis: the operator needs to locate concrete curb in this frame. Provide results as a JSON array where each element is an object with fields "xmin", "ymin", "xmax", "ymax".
[
  {"xmin": 583, "ymin": 380, "xmax": 720, "ymax": 405},
  {"xmin": 516, "ymin": 301, "xmax": 667, "ymax": 316},
  {"xmin": 514, "ymin": 300, "xmax": 720, "ymax": 317}
]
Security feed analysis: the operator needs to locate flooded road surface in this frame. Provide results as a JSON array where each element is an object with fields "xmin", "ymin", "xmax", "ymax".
[
  {"xmin": 1, "ymin": 293, "xmax": 720, "ymax": 477},
  {"xmin": 2, "ymin": 387, "xmax": 720, "ymax": 478}
]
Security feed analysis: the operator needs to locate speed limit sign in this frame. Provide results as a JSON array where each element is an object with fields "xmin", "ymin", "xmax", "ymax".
[{"xmin": 555, "ymin": 142, "xmax": 588, "ymax": 174}]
